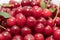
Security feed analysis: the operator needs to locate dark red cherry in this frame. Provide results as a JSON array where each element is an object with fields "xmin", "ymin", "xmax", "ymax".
[
  {"xmin": 34, "ymin": 33, "xmax": 44, "ymax": 40},
  {"xmin": 16, "ymin": 13, "xmax": 26, "ymax": 27},
  {"xmin": 21, "ymin": 27, "xmax": 31, "ymax": 36},
  {"xmin": 27, "ymin": 16, "xmax": 36, "ymax": 27},
  {"xmin": 0, "ymin": 34, "xmax": 4, "ymax": 40},
  {"xmin": 55, "ymin": 17, "xmax": 60, "ymax": 26},
  {"xmin": 32, "ymin": 6, "xmax": 42, "ymax": 18},
  {"xmin": 53, "ymin": 29, "xmax": 60, "ymax": 40},
  {"xmin": 7, "ymin": 17, "xmax": 16, "ymax": 26},
  {"xmin": 12, "ymin": 35, "xmax": 22, "ymax": 40},
  {"xmin": 22, "ymin": 6, "xmax": 32, "ymax": 16},
  {"xmin": 43, "ymin": 25, "xmax": 52, "ymax": 36},
  {"xmin": 42, "ymin": 9, "xmax": 52, "ymax": 18},
  {"xmin": 35, "ymin": 23, "xmax": 44, "ymax": 33},
  {"xmin": 47, "ymin": 18, "xmax": 55, "ymax": 27},
  {"xmin": 37, "ymin": 17, "xmax": 46, "ymax": 25},
  {"xmin": 11, "ymin": 25, "xmax": 20, "ymax": 35},
  {"xmin": 2, "ymin": 31, "xmax": 12, "ymax": 40},
  {"xmin": 24, "ymin": 34, "xmax": 35, "ymax": 40}
]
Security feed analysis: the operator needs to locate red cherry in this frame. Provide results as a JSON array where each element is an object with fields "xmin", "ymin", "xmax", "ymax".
[
  {"xmin": 53, "ymin": 29, "xmax": 60, "ymax": 40},
  {"xmin": 0, "ymin": 34, "xmax": 4, "ymax": 40},
  {"xmin": 27, "ymin": 16, "xmax": 36, "ymax": 27},
  {"xmin": 32, "ymin": 6, "xmax": 42, "ymax": 18},
  {"xmin": 22, "ymin": 6, "xmax": 32, "ymax": 16},
  {"xmin": 37, "ymin": 17, "xmax": 47, "ymax": 25},
  {"xmin": 55, "ymin": 17, "xmax": 60, "ymax": 26},
  {"xmin": 34, "ymin": 33, "xmax": 44, "ymax": 40},
  {"xmin": 11, "ymin": 25, "xmax": 20, "ymax": 35},
  {"xmin": 24, "ymin": 34, "xmax": 35, "ymax": 40},
  {"xmin": 12, "ymin": 35, "xmax": 22, "ymax": 40},
  {"xmin": 2, "ymin": 31, "xmax": 12, "ymax": 40},
  {"xmin": 43, "ymin": 25, "xmax": 52, "ymax": 36},
  {"xmin": 35, "ymin": 23, "xmax": 44, "ymax": 33},
  {"xmin": 7, "ymin": 17, "xmax": 16, "ymax": 26},
  {"xmin": 21, "ymin": 27, "xmax": 31, "ymax": 36},
  {"xmin": 16, "ymin": 13, "xmax": 26, "ymax": 27},
  {"xmin": 42, "ymin": 9, "xmax": 52, "ymax": 18}
]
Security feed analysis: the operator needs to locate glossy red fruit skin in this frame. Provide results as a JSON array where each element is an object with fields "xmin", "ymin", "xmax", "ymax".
[
  {"xmin": 21, "ymin": 27, "xmax": 31, "ymax": 36},
  {"xmin": 53, "ymin": 29, "xmax": 60, "ymax": 40},
  {"xmin": 15, "ymin": 7, "xmax": 23, "ymax": 14},
  {"xmin": 34, "ymin": 33, "xmax": 44, "ymax": 40},
  {"xmin": 16, "ymin": 13, "xmax": 26, "ymax": 27},
  {"xmin": 0, "ymin": 34, "xmax": 4, "ymax": 40},
  {"xmin": 27, "ymin": 16, "xmax": 36, "ymax": 27},
  {"xmin": 24, "ymin": 34, "xmax": 35, "ymax": 40},
  {"xmin": 35, "ymin": 23, "xmax": 44, "ymax": 33},
  {"xmin": 55, "ymin": 17, "xmax": 60, "ymax": 26},
  {"xmin": 37, "ymin": 17, "xmax": 46, "ymax": 25},
  {"xmin": 7, "ymin": 17, "xmax": 16, "ymax": 26},
  {"xmin": 43, "ymin": 25, "xmax": 52, "ymax": 36},
  {"xmin": 31, "ymin": 0, "xmax": 41, "ymax": 6},
  {"xmin": 12, "ymin": 35, "xmax": 22, "ymax": 40},
  {"xmin": 11, "ymin": 25, "xmax": 20, "ymax": 35},
  {"xmin": 46, "ymin": 35, "xmax": 54, "ymax": 40},
  {"xmin": 22, "ymin": 6, "xmax": 32, "ymax": 16},
  {"xmin": 47, "ymin": 18, "xmax": 55, "ymax": 27},
  {"xmin": 5, "ymin": 28, "xmax": 11, "ymax": 33},
  {"xmin": 42, "ymin": 9, "xmax": 52, "ymax": 18},
  {"xmin": 21, "ymin": 0, "xmax": 29, "ymax": 6},
  {"xmin": 32, "ymin": 6, "xmax": 42, "ymax": 18},
  {"xmin": 2, "ymin": 31, "xmax": 12, "ymax": 40}
]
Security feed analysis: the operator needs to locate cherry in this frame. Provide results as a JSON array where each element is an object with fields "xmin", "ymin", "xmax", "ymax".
[
  {"xmin": 47, "ymin": 18, "xmax": 55, "ymax": 27},
  {"xmin": 53, "ymin": 29, "xmax": 60, "ymax": 40},
  {"xmin": 15, "ymin": 7, "xmax": 23, "ymax": 14},
  {"xmin": 5, "ymin": 28, "xmax": 11, "ymax": 33},
  {"xmin": 21, "ymin": 0, "xmax": 29, "ymax": 6},
  {"xmin": 34, "ymin": 33, "xmax": 44, "ymax": 40},
  {"xmin": 35, "ymin": 23, "xmax": 44, "ymax": 33},
  {"xmin": 43, "ymin": 25, "xmax": 52, "ymax": 36},
  {"xmin": 46, "ymin": 35, "xmax": 54, "ymax": 40},
  {"xmin": 32, "ymin": 6, "xmax": 42, "ymax": 18},
  {"xmin": 2, "ymin": 31, "xmax": 12, "ymax": 40},
  {"xmin": 7, "ymin": 17, "xmax": 16, "ymax": 26},
  {"xmin": 27, "ymin": 16, "xmax": 36, "ymax": 27},
  {"xmin": 12, "ymin": 35, "xmax": 22, "ymax": 40},
  {"xmin": 37, "ymin": 17, "xmax": 47, "ymax": 25},
  {"xmin": 11, "ymin": 25, "xmax": 20, "ymax": 35},
  {"xmin": 0, "ymin": 34, "xmax": 4, "ymax": 40},
  {"xmin": 0, "ymin": 28, "xmax": 4, "ymax": 33},
  {"xmin": 42, "ymin": 9, "xmax": 52, "ymax": 18},
  {"xmin": 55, "ymin": 17, "xmax": 60, "ymax": 26},
  {"xmin": 24, "ymin": 34, "xmax": 35, "ymax": 40},
  {"xmin": 16, "ymin": 13, "xmax": 26, "ymax": 27},
  {"xmin": 22, "ymin": 6, "xmax": 32, "ymax": 16},
  {"xmin": 21, "ymin": 27, "xmax": 31, "ymax": 36}
]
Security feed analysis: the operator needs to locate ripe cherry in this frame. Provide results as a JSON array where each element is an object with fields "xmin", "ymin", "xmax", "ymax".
[
  {"xmin": 24, "ymin": 34, "xmax": 35, "ymax": 40},
  {"xmin": 34, "ymin": 33, "xmax": 44, "ymax": 40},
  {"xmin": 7, "ymin": 17, "xmax": 16, "ymax": 26},
  {"xmin": 27, "ymin": 16, "xmax": 36, "ymax": 27},
  {"xmin": 16, "ymin": 13, "xmax": 26, "ymax": 27},
  {"xmin": 35, "ymin": 23, "xmax": 44, "ymax": 33},
  {"xmin": 21, "ymin": 27, "xmax": 31, "ymax": 36},
  {"xmin": 0, "ymin": 34, "xmax": 4, "ymax": 40},
  {"xmin": 11, "ymin": 25, "xmax": 20, "ymax": 35},
  {"xmin": 42, "ymin": 9, "xmax": 52, "ymax": 18}
]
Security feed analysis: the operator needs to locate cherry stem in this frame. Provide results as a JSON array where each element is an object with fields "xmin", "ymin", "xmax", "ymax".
[
  {"xmin": 53, "ymin": 6, "xmax": 60, "ymax": 21},
  {"xmin": 0, "ymin": 25, "xmax": 6, "ymax": 30},
  {"xmin": 46, "ymin": 0, "xmax": 50, "ymax": 8}
]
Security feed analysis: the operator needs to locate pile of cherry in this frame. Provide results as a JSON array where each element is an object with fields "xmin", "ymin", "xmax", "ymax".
[{"xmin": 0, "ymin": 0, "xmax": 60, "ymax": 40}]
